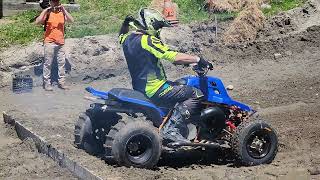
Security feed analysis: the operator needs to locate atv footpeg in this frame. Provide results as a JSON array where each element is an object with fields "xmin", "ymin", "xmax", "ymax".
[{"xmin": 167, "ymin": 141, "xmax": 223, "ymax": 149}]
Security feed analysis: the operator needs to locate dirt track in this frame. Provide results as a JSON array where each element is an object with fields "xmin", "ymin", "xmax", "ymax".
[
  {"xmin": 0, "ymin": 0, "xmax": 320, "ymax": 179},
  {"xmin": 0, "ymin": 118, "xmax": 76, "ymax": 179}
]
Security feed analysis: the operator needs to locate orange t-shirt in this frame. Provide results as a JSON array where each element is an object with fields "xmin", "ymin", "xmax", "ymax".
[{"xmin": 44, "ymin": 11, "xmax": 65, "ymax": 45}]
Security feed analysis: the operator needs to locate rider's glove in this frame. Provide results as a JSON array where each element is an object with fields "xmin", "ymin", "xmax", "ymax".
[
  {"xmin": 197, "ymin": 57, "xmax": 213, "ymax": 70},
  {"xmin": 124, "ymin": 15, "xmax": 136, "ymax": 25}
]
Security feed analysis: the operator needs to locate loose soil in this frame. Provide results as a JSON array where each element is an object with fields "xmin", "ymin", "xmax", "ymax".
[
  {"xmin": 0, "ymin": 0, "xmax": 320, "ymax": 179},
  {"xmin": 0, "ymin": 117, "xmax": 76, "ymax": 180}
]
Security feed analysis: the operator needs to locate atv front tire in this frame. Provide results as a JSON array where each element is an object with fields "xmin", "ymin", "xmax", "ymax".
[
  {"xmin": 74, "ymin": 113, "xmax": 102, "ymax": 155},
  {"xmin": 231, "ymin": 119, "xmax": 278, "ymax": 166},
  {"xmin": 105, "ymin": 116, "xmax": 161, "ymax": 169}
]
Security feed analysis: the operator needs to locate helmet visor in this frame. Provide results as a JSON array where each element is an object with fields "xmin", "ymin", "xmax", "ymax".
[{"xmin": 139, "ymin": 8, "xmax": 172, "ymax": 29}]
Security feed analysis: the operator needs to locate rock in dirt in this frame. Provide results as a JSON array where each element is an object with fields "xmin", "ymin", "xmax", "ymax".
[
  {"xmin": 274, "ymin": 53, "xmax": 282, "ymax": 59},
  {"xmin": 309, "ymin": 167, "xmax": 320, "ymax": 175},
  {"xmin": 226, "ymin": 84, "xmax": 234, "ymax": 90},
  {"xmin": 261, "ymin": 3, "xmax": 271, "ymax": 10}
]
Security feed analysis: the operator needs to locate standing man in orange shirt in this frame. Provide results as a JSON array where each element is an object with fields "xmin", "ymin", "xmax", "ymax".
[{"xmin": 35, "ymin": 0, "xmax": 74, "ymax": 91}]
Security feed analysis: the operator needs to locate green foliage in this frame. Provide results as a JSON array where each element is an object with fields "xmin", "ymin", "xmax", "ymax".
[
  {"xmin": 175, "ymin": 0, "xmax": 209, "ymax": 23},
  {"xmin": 65, "ymin": 0, "xmax": 151, "ymax": 38},
  {"xmin": 263, "ymin": 0, "xmax": 306, "ymax": 16},
  {"xmin": 0, "ymin": 10, "xmax": 43, "ymax": 49}
]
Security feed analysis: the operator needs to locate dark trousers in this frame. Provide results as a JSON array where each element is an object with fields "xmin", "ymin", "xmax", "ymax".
[{"xmin": 151, "ymin": 82, "xmax": 204, "ymax": 118}]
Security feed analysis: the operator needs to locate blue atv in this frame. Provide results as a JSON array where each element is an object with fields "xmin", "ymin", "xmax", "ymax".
[{"xmin": 74, "ymin": 65, "xmax": 278, "ymax": 169}]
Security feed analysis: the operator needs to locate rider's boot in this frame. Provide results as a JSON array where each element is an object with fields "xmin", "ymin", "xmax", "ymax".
[{"xmin": 160, "ymin": 104, "xmax": 190, "ymax": 144}]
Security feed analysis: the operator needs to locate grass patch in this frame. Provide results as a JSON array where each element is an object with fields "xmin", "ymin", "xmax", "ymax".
[
  {"xmin": 0, "ymin": 10, "xmax": 43, "ymax": 49},
  {"xmin": 263, "ymin": 0, "xmax": 306, "ymax": 16},
  {"xmin": 65, "ymin": 0, "xmax": 151, "ymax": 38},
  {"xmin": 175, "ymin": 0, "xmax": 209, "ymax": 23}
]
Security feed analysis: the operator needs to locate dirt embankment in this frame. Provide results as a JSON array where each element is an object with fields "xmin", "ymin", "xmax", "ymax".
[
  {"xmin": 0, "ymin": 35, "xmax": 125, "ymax": 88},
  {"xmin": 162, "ymin": 0, "xmax": 320, "ymax": 64}
]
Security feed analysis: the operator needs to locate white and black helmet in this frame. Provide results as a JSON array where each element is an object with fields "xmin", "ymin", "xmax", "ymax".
[{"xmin": 137, "ymin": 8, "xmax": 172, "ymax": 36}]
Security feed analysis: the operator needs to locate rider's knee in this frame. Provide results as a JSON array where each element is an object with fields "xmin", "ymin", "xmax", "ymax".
[
  {"xmin": 192, "ymin": 87, "xmax": 204, "ymax": 99},
  {"xmin": 175, "ymin": 97, "xmax": 202, "ymax": 120}
]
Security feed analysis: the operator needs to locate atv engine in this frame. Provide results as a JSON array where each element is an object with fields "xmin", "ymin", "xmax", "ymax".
[{"xmin": 196, "ymin": 106, "xmax": 227, "ymax": 140}]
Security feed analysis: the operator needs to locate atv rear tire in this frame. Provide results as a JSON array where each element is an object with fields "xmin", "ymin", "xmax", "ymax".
[
  {"xmin": 231, "ymin": 119, "xmax": 278, "ymax": 166},
  {"xmin": 105, "ymin": 116, "xmax": 161, "ymax": 169},
  {"xmin": 74, "ymin": 113, "xmax": 102, "ymax": 155}
]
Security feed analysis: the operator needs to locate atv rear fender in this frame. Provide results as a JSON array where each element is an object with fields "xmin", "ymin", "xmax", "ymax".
[{"xmin": 86, "ymin": 87, "xmax": 164, "ymax": 127}]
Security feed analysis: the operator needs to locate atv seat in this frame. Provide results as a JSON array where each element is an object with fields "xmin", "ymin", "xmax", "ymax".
[
  {"xmin": 108, "ymin": 88, "xmax": 153, "ymax": 103},
  {"xmin": 86, "ymin": 87, "xmax": 167, "ymax": 127}
]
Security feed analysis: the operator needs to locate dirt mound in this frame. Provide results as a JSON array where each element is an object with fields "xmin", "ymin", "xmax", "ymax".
[
  {"xmin": 223, "ymin": 4, "xmax": 265, "ymax": 44},
  {"xmin": 162, "ymin": 0, "xmax": 320, "ymax": 64},
  {"xmin": 257, "ymin": 12, "xmax": 295, "ymax": 38},
  {"xmin": 0, "ymin": 35, "xmax": 125, "ymax": 88},
  {"xmin": 205, "ymin": 0, "xmax": 235, "ymax": 12},
  {"xmin": 257, "ymin": 0, "xmax": 320, "ymax": 39},
  {"xmin": 205, "ymin": 0, "xmax": 264, "ymax": 12},
  {"xmin": 203, "ymin": 0, "xmax": 320, "ymax": 45},
  {"xmin": 150, "ymin": 0, "xmax": 164, "ymax": 12}
]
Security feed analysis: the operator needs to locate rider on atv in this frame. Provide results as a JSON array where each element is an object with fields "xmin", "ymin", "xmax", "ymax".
[{"xmin": 119, "ymin": 8, "xmax": 213, "ymax": 144}]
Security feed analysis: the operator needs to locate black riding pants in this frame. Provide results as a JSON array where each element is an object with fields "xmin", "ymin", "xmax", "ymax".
[{"xmin": 151, "ymin": 82, "xmax": 204, "ymax": 118}]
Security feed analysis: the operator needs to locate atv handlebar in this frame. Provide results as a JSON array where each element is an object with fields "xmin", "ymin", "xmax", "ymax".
[{"xmin": 192, "ymin": 64, "xmax": 211, "ymax": 76}]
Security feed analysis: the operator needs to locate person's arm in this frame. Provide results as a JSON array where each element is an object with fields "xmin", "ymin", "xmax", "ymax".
[
  {"xmin": 119, "ymin": 21, "xmax": 130, "ymax": 36},
  {"xmin": 61, "ymin": 5, "xmax": 74, "ymax": 23},
  {"xmin": 174, "ymin": 53, "xmax": 213, "ymax": 69},
  {"xmin": 118, "ymin": 16, "xmax": 138, "ymax": 44},
  {"xmin": 35, "ymin": 7, "xmax": 51, "ymax": 25},
  {"xmin": 119, "ymin": 16, "xmax": 134, "ymax": 36},
  {"xmin": 173, "ymin": 53, "xmax": 199, "ymax": 65},
  {"xmin": 141, "ymin": 36, "xmax": 198, "ymax": 64},
  {"xmin": 141, "ymin": 35, "xmax": 213, "ymax": 69}
]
